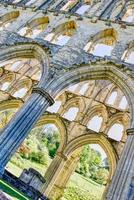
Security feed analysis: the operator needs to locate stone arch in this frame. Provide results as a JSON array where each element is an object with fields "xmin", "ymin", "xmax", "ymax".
[
  {"xmin": 63, "ymin": 134, "xmax": 117, "ymax": 180},
  {"xmin": 84, "ymin": 28, "xmax": 118, "ymax": 56},
  {"xmin": 50, "ymin": 62, "xmax": 134, "ymax": 127},
  {"xmin": 122, "ymin": 40, "xmax": 134, "ymax": 64},
  {"xmin": 105, "ymin": 112, "xmax": 130, "ymax": 142},
  {"xmin": 0, "ymin": 73, "xmax": 15, "ymax": 91},
  {"xmin": 36, "ymin": 113, "xmax": 68, "ymax": 152},
  {"xmin": 18, "ymin": 16, "xmax": 49, "ymax": 38},
  {"xmin": 10, "ymin": 78, "xmax": 32, "ymax": 96},
  {"xmin": 0, "ymin": 11, "xmax": 20, "ymax": 30},
  {"xmin": 0, "ymin": 100, "xmax": 67, "ymax": 152},
  {"xmin": 0, "ymin": 99, "xmax": 23, "ymax": 111},
  {"xmin": 109, "ymin": 1, "xmax": 124, "ymax": 19},
  {"xmin": 0, "ymin": 99, "xmax": 22, "ymax": 129},
  {"xmin": 61, "ymin": 96, "xmax": 86, "ymax": 121},
  {"xmin": 0, "ymin": 43, "xmax": 50, "ymax": 83},
  {"xmin": 95, "ymin": 82, "xmax": 115, "ymax": 102},
  {"xmin": 122, "ymin": 2, "xmax": 134, "ymax": 23},
  {"xmin": 0, "ymin": 11, "xmax": 20, "ymax": 22},
  {"xmin": 44, "ymin": 20, "xmax": 77, "ymax": 45},
  {"xmin": 82, "ymin": 104, "xmax": 108, "ymax": 132}
]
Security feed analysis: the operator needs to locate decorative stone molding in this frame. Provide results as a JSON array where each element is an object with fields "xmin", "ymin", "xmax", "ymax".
[
  {"xmin": 56, "ymin": 152, "xmax": 68, "ymax": 161},
  {"xmin": 126, "ymin": 128, "xmax": 134, "ymax": 136},
  {"xmin": 32, "ymin": 87, "xmax": 54, "ymax": 106}
]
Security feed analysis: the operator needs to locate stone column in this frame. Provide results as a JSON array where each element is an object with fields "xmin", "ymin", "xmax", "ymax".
[
  {"xmin": 0, "ymin": 87, "xmax": 54, "ymax": 176},
  {"xmin": 41, "ymin": 152, "xmax": 67, "ymax": 196},
  {"xmin": 47, "ymin": 150, "xmax": 81, "ymax": 200},
  {"xmin": 106, "ymin": 128, "xmax": 134, "ymax": 200}
]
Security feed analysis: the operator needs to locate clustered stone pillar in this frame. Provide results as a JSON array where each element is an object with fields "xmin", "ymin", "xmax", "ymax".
[
  {"xmin": 106, "ymin": 128, "xmax": 134, "ymax": 200},
  {"xmin": 41, "ymin": 152, "xmax": 67, "ymax": 196},
  {"xmin": 43, "ymin": 150, "xmax": 82, "ymax": 200},
  {"xmin": 0, "ymin": 87, "xmax": 54, "ymax": 176},
  {"xmin": 48, "ymin": 154, "xmax": 80, "ymax": 200}
]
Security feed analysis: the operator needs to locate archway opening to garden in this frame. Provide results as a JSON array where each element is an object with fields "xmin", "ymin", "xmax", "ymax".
[
  {"xmin": 6, "ymin": 123, "xmax": 61, "ymax": 178},
  {"xmin": 44, "ymin": 79, "xmax": 130, "ymax": 200},
  {"xmin": 62, "ymin": 144, "xmax": 110, "ymax": 200}
]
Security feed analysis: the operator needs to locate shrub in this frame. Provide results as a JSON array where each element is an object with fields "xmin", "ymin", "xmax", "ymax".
[{"xmin": 30, "ymin": 151, "xmax": 48, "ymax": 165}]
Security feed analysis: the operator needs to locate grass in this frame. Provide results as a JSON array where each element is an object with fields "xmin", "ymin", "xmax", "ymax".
[
  {"xmin": 0, "ymin": 180, "xmax": 30, "ymax": 200},
  {"xmin": 7, "ymin": 159, "xmax": 48, "ymax": 177},
  {"xmin": 68, "ymin": 172, "xmax": 104, "ymax": 197},
  {"xmin": 6, "ymin": 160, "xmax": 105, "ymax": 200}
]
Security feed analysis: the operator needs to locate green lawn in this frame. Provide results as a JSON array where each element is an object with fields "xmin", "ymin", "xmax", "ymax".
[
  {"xmin": 0, "ymin": 180, "xmax": 30, "ymax": 200},
  {"xmin": 69, "ymin": 172, "xmax": 104, "ymax": 196},
  {"xmin": 7, "ymin": 159, "xmax": 48, "ymax": 177},
  {"xmin": 6, "ymin": 161, "xmax": 105, "ymax": 200}
]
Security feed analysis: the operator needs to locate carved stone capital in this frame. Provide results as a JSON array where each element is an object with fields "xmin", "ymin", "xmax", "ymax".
[
  {"xmin": 126, "ymin": 128, "xmax": 134, "ymax": 136},
  {"xmin": 32, "ymin": 87, "xmax": 54, "ymax": 106},
  {"xmin": 56, "ymin": 152, "xmax": 68, "ymax": 161}
]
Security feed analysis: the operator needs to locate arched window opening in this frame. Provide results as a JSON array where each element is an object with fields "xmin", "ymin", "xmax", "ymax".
[
  {"xmin": 79, "ymin": 83, "xmax": 89, "ymax": 95},
  {"xmin": 44, "ymin": 21, "xmax": 76, "ymax": 46},
  {"xmin": 60, "ymin": 0, "xmax": 77, "ymax": 11},
  {"xmin": 13, "ymin": 88, "xmax": 28, "ymax": 98},
  {"xmin": 123, "ymin": 51, "xmax": 134, "ymax": 64},
  {"xmin": 0, "ymin": 11, "xmax": 20, "ymax": 31},
  {"xmin": 47, "ymin": 101, "xmax": 62, "ymax": 113},
  {"xmin": 6, "ymin": 123, "xmax": 60, "ymax": 178},
  {"xmin": 119, "ymin": 96, "xmax": 128, "ymax": 110},
  {"xmin": 87, "ymin": 115, "xmax": 103, "ymax": 132},
  {"xmin": 122, "ymin": 8, "xmax": 134, "ymax": 23},
  {"xmin": 108, "ymin": 123, "xmax": 124, "ymax": 141},
  {"xmin": 4, "ymin": 58, "xmax": 41, "ymax": 80},
  {"xmin": 63, "ymin": 107, "xmax": 79, "ymax": 121},
  {"xmin": 106, "ymin": 91, "xmax": 118, "ymax": 105},
  {"xmin": 63, "ymin": 144, "xmax": 110, "ymax": 200},
  {"xmin": 84, "ymin": 29, "xmax": 117, "ymax": 57},
  {"xmin": 76, "ymin": 2, "xmax": 91, "ymax": 15},
  {"xmin": 92, "ymin": 44, "xmax": 114, "ymax": 57},
  {"xmin": 53, "ymin": 34, "xmax": 71, "ymax": 46},
  {"xmin": 18, "ymin": 17, "xmax": 49, "ymax": 38},
  {"xmin": 1, "ymin": 82, "xmax": 10, "ymax": 91},
  {"xmin": 0, "ymin": 58, "xmax": 42, "ymax": 100}
]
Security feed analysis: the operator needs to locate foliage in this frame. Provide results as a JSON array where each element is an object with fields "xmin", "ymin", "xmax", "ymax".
[
  {"xmin": 92, "ymin": 168, "xmax": 109, "ymax": 185},
  {"xmin": 76, "ymin": 145, "xmax": 109, "ymax": 185},
  {"xmin": 9, "ymin": 122, "xmax": 109, "ymax": 200},
  {"xmin": 40, "ymin": 125, "xmax": 60, "ymax": 158},
  {"xmin": 29, "ymin": 151, "xmax": 48, "ymax": 165}
]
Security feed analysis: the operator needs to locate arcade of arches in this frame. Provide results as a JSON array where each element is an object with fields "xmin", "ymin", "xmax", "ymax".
[{"xmin": 0, "ymin": 1, "xmax": 134, "ymax": 200}]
